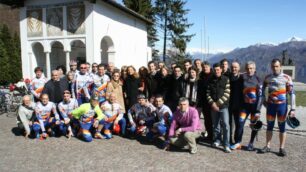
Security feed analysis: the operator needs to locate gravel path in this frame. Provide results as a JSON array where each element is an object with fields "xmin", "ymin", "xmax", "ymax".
[{"xmin": 0, "ymin": 110, "xmax": 305, "ymax": 172}]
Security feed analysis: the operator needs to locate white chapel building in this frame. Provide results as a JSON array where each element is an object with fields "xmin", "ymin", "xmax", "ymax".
[{"xmin": 19, "ymin": 0, "xmax": 152, "ymax": 78}]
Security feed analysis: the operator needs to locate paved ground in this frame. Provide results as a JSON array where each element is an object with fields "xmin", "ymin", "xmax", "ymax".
[{"xmin": 0, "ymin": 110, "xmax": 305, "ymax": 172}]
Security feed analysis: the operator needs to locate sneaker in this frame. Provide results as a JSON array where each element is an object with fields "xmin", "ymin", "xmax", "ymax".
[
  {"xmin": 190, "ymin": 148, "xmax": 197, "ymax": 154},
  {"xmin": 230, "ymin": 143, "xmax": 241, "ymax": 150},
  {"xmin": 212, "ymin": 141, "xmax": 220, "ymax": 148},
  {"xmin": 94, "ymin": 132, "xmax": 104, "ymax": 139},
  {"xmin": 279, "ymin": 148, "xmax": 287, "ymax": 157},
  {"xmin": 183, "ymin": 145, "xmax": 190, "ymax": 150},
  {"xmin": 258, "ymin": 146, "xmax": 270, "ymax": 154},
  {"xmin": 224, "ymin": 146, "xmax": 231, "ymax": 153},
  {"xmin": 66, "ymin": 130, "xmax": 73, "ymax": 140},
  {"xmin": 246, "ymin": 143, "xmax": 254, "ymax": 151}
]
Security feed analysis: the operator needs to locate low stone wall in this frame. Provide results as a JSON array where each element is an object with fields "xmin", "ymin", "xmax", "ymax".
[{"xmin": 294, "ymin": 82, "xmax": 306, "ymax": 91}]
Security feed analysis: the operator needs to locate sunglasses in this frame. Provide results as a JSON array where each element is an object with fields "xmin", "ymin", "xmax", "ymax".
[{"xmin": 80, "ymin": 67, "xmax": 87, "ymax": 69}]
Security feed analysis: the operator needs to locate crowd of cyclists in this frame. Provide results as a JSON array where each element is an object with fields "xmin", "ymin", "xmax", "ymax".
[{"xmin": 15, "ymin": 57, "xmax": 296, "ymax": 156}]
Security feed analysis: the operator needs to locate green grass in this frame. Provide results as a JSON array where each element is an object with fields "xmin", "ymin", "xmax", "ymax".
[{"xmin": 296, "ymin": 91, "xmax": 306, "ymax": 107}]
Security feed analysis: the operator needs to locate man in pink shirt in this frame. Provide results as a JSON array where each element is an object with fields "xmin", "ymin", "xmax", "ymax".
[{"xmin": 167, "ymin": 97, "xmax": 203, "ymax": 154}]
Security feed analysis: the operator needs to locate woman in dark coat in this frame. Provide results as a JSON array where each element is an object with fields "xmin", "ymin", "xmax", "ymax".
[
  {"xmin": 138, "ymin": 66, "xmax": 148, "ymax": 97},
  {"xmin": 184, "ymin": 67, "xmax": 199, "ymax": 107},
  {"xmin": 123, "ymin": 66, "xmax": 143, "ymax": 110},
  {"xmin": 157, "ymin": 67, "xmax": 170, "ymax": 101}
]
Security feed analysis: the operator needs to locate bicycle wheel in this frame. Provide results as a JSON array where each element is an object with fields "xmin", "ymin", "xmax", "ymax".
[{"xmin": 9, "ymin": 95, "xmax": 20, "ymax": 113}]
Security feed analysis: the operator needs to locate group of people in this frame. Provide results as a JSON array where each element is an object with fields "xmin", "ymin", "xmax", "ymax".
[{"xmin": 16, "ymin": 58, "xmax": 296, "ymax": 156}]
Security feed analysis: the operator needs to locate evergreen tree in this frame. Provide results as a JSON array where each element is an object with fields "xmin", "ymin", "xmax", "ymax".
[
  {"xmin": 0, "ymin": 25, "xmax": 14, "ymax": 55},
  {"xmin": 123, "ymin": 0, "xmax": 159, "ymax": 59},
  {"xmin": 155, "ymin": 0, "xmax": 194, "ymax": 62},
  {"xmin": 0, "ymin": 28, "xmax": 10, "ymax": 85},
  {"xmin": 10, "ymin": 32, "xmax": 22, "ymax": 82},
  {"xmin": 168, "ymin": 0, "xmax": 194, "ymax": 54},
  {"xmin": 0, "ymin": 24, "xmax": 22, "ymax": 84}
]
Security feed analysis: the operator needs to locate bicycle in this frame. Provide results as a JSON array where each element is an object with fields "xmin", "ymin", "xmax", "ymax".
[
  {"xmin": 10, "ymin": 91, "xmax": 23, "ymax": 111},
  {"xmin": 0, "ymin": 88, "xmax": 11, "ymax": 114}
]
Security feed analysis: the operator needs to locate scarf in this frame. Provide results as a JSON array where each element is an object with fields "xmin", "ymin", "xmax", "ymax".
[
  {"xmin": 110, "ymin": 80, "xmax": 122, "ymax": 89},
  {"xmin": 185, "ymin": 79, "xmax": 198, "ymax": 103}
]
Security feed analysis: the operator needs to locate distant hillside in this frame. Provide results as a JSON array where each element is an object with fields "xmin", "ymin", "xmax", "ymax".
[{"xmin": 208, "ymin": 39, "xmax": 306, "ymax": 82}]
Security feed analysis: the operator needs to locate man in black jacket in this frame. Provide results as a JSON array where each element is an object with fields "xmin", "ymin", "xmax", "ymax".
[
  {"xmin": 146, "ymin": 61, "xmax": 160, "ymax": 100},
  {"xmin": 198, "ymin": 61, "xmax": 213, "ymax": 141},
  {"xmin": 220, "ymin": 58, "xmax": 231, "ymax": 77},
  {"xmin": 167, "ymin": 66, "xmax": 184, "ymax": 112},
  {"xmin": 228, "ymin": 61, "xmax": 243, "ymax": 145},
  {"xmin": 42, "ymin": 70, "xmax": 69, "ymax": 104},
  {"xmin": 207, "ymin": 63, "xmax": 231, "ymax": 153}
]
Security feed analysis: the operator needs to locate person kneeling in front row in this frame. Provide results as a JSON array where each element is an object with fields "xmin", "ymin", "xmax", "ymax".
[
  {"xmin": 16, "ymin": 95, "xmax": 36, "ymax": 138},
  {"xmin": 71, "ymin": 95, "xmax": 107, "ymax": 142},
  {"xmin": 166, "ymin": 97, "xmax": 203, "ymax": 154}
]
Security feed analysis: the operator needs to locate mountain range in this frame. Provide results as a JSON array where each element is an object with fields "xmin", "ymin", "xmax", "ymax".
[{"xmin": 190, "ymin": 37, "xmax": 306, "ymax": 82}]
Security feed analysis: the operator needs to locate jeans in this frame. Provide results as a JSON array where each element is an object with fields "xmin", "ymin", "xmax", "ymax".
[{"xmin": 211, "ymin": 108, "xmax": 230, "ymax": 147}]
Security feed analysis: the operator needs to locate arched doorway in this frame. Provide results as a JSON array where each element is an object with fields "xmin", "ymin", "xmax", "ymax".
[
  {"xmin": 32, "ymin": 42, "xmax": 46, "ymax": 76},
  {"xmin": 50, "ymin": 41, "xmax": 65, "ymax": 71},
  {"xmin": 101, "ymin": 36, "xmax": 115, "ymax": 65},
  {"xmin": 70, "ymin": 40, "xmax": 86, "ymax": 66}
]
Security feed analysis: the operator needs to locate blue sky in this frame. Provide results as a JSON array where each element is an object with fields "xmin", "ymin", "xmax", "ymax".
[{"xmin": 156, "ymin": 0, "xmax": 306, "ymax": 54}]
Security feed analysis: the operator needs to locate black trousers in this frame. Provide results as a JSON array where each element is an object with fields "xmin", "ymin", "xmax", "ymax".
[
  {"xmin": 228, "ymin": 106, "xmax": 240, "ymax": 144},
  {"xmin": 203, "ymin": 102, "xmax": 213, "ymax": 141}
]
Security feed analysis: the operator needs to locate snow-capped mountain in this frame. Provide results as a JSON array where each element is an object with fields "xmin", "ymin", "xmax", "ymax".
[
  {"xmin": 288, "ymin": 36, "xmax": 304, "ymax": 42},
  {"xmin": 208, "ymin": 37, "xmax": 306, "ymax": 82}
]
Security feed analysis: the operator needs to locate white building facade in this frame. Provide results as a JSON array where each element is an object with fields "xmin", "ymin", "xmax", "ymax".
[{"xmin": 19, "ymin": 0, "xmax": 152, "ymax": 78}]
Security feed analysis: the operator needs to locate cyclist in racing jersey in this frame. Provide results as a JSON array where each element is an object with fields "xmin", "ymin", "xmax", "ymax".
[
  {"xmin": 71, "ymin": 95, "xmax": 107, "ymax": 142},
  {"xmin": 32, "ymin": 94, "xmax": 60, "ymax": 139},
  {"xmin": 259, "ymin": 58, "xmax": 296, "ymax": 157},
  {"xmin": 58, "ymin": 90, "xmax": 79, "ymax": 139},
  {"xmin": 92, "ymin": 64, "xmax": 110, "ymax": 104},
  {"xmin": 127, "ymin": 94, "xmax": 156, "ymax": 136},
  {"xmin": 147, "ymin": 95, "xmax": 172, "ymax": 141},
  {"xmin": 72, "ymin": 63, "xmax": 93, "ymax": 105},
  {"xmin": 231, "ymin": 61, "xmax": 263, "ymax": 151},
  {"xmin": 30, "ymin": 67, "xmax": 47, "ymax": 102},
  {"xmin": 100, "ymin": 93, "xmax": 126, "ymax": 138}
]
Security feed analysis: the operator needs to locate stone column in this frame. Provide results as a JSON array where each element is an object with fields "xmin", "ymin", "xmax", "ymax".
[
  {"xmin": 65, "ymin": 51, "xmax": 70, "ymax": 73},
  {"xmin": 108, "ymin": 50, "xmax": 115, "ymax": 64},
  {"xmin": 46, "ymin": 52, "xmax": 51, "ymax": 78},
  {"xmin": 28, "ymin": 52, "xmax": 33, "ymax": 78}
]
